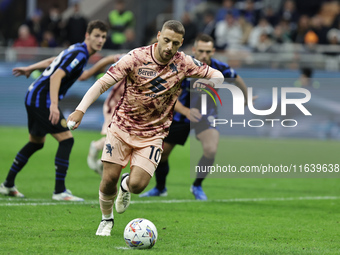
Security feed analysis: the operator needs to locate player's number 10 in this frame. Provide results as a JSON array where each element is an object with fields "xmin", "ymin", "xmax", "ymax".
[{"xmin": 149, "ymin": 146, "xmax": 161, "ymax": 163}]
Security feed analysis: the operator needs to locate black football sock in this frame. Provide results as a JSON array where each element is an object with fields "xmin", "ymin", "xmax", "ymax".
[
  {"xmin": 155, "ymin": 160, "xmax": 169, "ymax": 191},
  {"xmin": 54, "ymin": 138, "xmax": 74, "ymax": 194},
  {"xmin": 193, "ymin": 156, "xmax": 215, "ymax": 187},
  {"xmin": 4, "ymin": 142, "xmax": 44, "ymax": 187}
]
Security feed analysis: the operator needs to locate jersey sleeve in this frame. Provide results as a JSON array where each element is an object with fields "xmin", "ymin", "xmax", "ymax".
[
  {"xmin": 222, "ymin": 65, "xmax": 237, "ymax": 79},
  {"xmin": 59, "ymin": 51, "xmax": 87, "ymax": 75},
  {"xmin": 106, "ymin": 51, "xmax": 134, "ymax": 82},
  {"xmin": 211, "ymin": 59, "xmax": 238, "ymax": 79},
  {"xmin": 184, "ymin": 55, "xmax": 210, "ymax": 78}
]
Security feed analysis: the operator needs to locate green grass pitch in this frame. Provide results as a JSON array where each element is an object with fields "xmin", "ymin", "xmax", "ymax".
[{"xmin": 0, "ymin": 126, "xmax": 339, "ymax": 254}]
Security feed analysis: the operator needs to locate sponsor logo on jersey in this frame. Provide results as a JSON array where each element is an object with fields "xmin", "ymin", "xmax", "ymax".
[
  {"xmin": 28, "ymin": 82, "xmax": 35, "ymax": 91},
  {"xmin": 70, "ymin": 58, "xmax": 80, "ymax": 69},
  {"xmin": 137, "ymin": 68, "xmax": 157, "ymax": 78}
]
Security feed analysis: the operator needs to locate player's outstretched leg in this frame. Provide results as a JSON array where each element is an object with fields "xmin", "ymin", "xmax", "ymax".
[
  {"xmin": 190, "ymin": 155, "xmax": 214, "ymax": 201},
  {"xmin": 52, "ymin": 189, "xmax": 84, "ymax": 201},
  {"xmin": 0, "ymin": 183, "xmax": 25, "ymax": 198},
  {"xmin": 52, "ymin": 138, "xmax": 84, "ymax": 201},
  {"xmin": 190, "ymin": 185, "xmax": 207, "ymax": 200},
  {"xmin": 0, "ymin": 141, "xmax": 44, "ymax": 198},
  {"xmin": 96, "ymin": 165, "xmax": 118, "ymax": 236},
  {"xmin": 139, "ymin": 187, "xmax": 167, "ymax": 197},
  {"xmin": 87, "ymin": 141, "xmax": 100, "ymax": 171},
  {"xmin": 139, "ymin": 160, "xmax": 169, "ymax": 197},
  {"xmin": 115, "ymin": 173, "xmax": 131, "ymax": 213},
  {"xmin": 95, "ymin": 160, "xmax": 104, "ymax": 176},
  {"xmin": 88, "ymin": 138, "xmax": 106, "ymax": 176},
  {"xmin": 96, "ymin": 219, "xmax": 114, "ymax": 236}
]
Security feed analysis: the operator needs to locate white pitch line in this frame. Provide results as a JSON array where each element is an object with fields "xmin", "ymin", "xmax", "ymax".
[
  {"xmin": 0, "ymin": 196, "xmax": 339, "ymax": 206},
  {"xmin": 115, "ymin": 247, "xmax": 130, "ymax": 250}
]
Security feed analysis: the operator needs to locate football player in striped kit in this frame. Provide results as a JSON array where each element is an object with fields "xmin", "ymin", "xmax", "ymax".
[{"xmin": 0, "ymin": 20, "xmax": 107, "ymax": 201}]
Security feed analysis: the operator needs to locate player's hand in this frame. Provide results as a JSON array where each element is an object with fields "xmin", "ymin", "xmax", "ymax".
[
  {"xmin": 12, "ymin": 67, "xmax": 33, "ymax": 78},
  {"xmin": 193, "ymin": 79, "xmax": 215, "ymax": 91},
  {"xmin": 66, "ymin": 110, "xmax": 84, "ymax": 130},
  {"xmin": 188, "ymin": 108, "xmax": 202, "ymax": 123},
  {"xmin": 49, "ymin": 104, "xmax": 60, "ymax": 125}
]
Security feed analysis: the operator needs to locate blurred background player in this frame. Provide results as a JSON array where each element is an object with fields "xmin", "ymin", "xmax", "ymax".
[
  {"xmin": 140, "ymin": 34, "xmax": 249, "ymax": 200},
  {"xmin": 106, "ymin": 0, "xmax": 135, "ymax": 50},
  {"xmin": 67, "ymin": 20, "xmax": 224, "ymax": 236},
  {"xmin": 78, "ymin": 54, "xmax": 124, "ymax": 175},
  {"xmin": 294, "ymin": 67, "xmax": 320, "ymax": 89},
  {"xmin": 63, "ymin": 1, "xmax": 88, "ymax": 47},
  {"xmin": 0, "ymin": 20, "xmax": 108, "ymax": 201}
]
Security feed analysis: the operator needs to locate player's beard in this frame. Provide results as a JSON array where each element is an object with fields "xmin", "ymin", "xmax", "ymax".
[
  {"xmin": 198, "ymin": 56, "xmax": 210, "ymax": 65},
  {"xmin": 158, "ymin": 46, "xmax": 174, "ymax": 62},
  {"xmin": 203, "ymin": 58, "xmax": 211, "ymax": 66}
]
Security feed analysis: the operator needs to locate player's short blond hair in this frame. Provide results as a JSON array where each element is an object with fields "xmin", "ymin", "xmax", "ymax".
[{"xmin": 161, "ymin": 20, "xmax": 185, "ymax": 36}]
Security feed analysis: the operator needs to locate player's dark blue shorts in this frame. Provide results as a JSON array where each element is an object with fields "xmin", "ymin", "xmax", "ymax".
[
  {"xmin": 165, "ymin": 116, "xmax": 216, "ymax": 146},
  {"xmin": 25, "ymin": 104, "xmax": 69, "ymax": 136}
]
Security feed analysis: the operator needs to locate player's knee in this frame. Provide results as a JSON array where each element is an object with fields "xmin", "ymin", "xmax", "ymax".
[
  {"xmin": 60, "ymin": 137, "xmax": 74, "ymax": 147},
  {"xmin": 103, "ymin": 171, "xmax": 120, "ymax": 185},
  {"xmin": 203, "ymin": 144, "xmax": 217, "ymax": 158},
  {"xmin": 128, "ymin": 180, "xmax": 147, "ymax": 194},
  {"xmin": 161, "ymin": 148, "xmax": 174, "ymax": 162},
  {"xmin": 30, "ymin": 142, "xmax": 44, "ymax": 151},
  {"xmin": 59, "ymin": 137, "xmax": 74, "ymax": 151},
  {"xmin": 103, "ymin": 162, "xmax": 121, "ymax": 178},
  {"xmin": 101, "ymin": 177, "xmax": 118, "ymax": 194},
  {"xmin": 160, "ymin": 154, "xmax": 168, "ymax": 162},
  {"xmin": 161, "ymin": 143, "xmax": 174, "ymax": 161}
]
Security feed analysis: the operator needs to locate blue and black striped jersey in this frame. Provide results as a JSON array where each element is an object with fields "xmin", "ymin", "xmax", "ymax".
[
  {"xmin": 173, "ymin": 58, "xmax": 237, "ymax": 123},
  {"xmin": 25, "ymin": 42, "xmax": 89, "ymax": 108}
]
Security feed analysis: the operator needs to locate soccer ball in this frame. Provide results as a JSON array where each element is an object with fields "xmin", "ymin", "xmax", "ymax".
[{"xmin": 124, "ymin": 218, "xmax": 158, "ymax": 249}]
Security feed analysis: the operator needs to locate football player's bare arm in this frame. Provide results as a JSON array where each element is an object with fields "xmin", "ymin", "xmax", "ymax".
[
  {"xmin": 79, "ymin": 54, "xmax": 122, "ymax": 81},
  {"xmin": 193, "ymin": 68, "xmax": 223, "ymax": 89},
  {"xmin": 234, "ymin": 75, "xmax": 257, "ymax": 105},
  {"xmin": 234, "ymin": 75, "xmax": 248, "ymax": 103},
  {"xmin": 67, "ymin": 73, "xmax": 117, "ymax": 129},
  {"xmin": 207, "ymin": 68, "xmax": 224, "ymax": 87},
  {"xmin": 13, "ymin": 57, "xmax": 56, "ymax": 78},
  {"xmin": 174, "ymin": 101, "xmax": 201, "ymax": 123}
]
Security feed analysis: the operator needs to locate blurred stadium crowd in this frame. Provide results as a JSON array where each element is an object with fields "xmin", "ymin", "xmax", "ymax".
[
  {"xmin": 1, "ymin": 0, "xmax": 340, "ymax": 54},
  {"xmin": 1, "ymin": 0, "xmax": 340, "ymax": 139}
]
